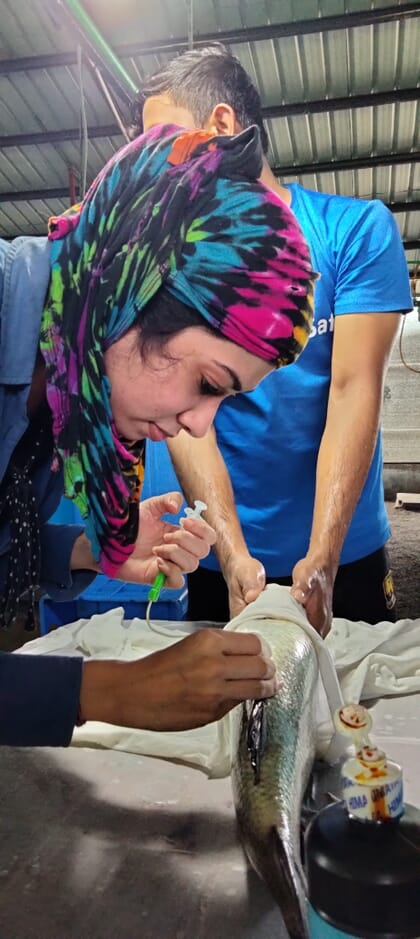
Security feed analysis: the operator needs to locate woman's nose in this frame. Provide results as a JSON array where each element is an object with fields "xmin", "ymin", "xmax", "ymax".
[{"xmin": 178, "ymin": 398, "xmax": 221, "ymax": 438}]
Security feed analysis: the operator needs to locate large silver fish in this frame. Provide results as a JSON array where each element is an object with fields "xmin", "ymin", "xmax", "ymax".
[{"xmin": 230, "ymin": 617, "xmax": 319, "ymax": 939}]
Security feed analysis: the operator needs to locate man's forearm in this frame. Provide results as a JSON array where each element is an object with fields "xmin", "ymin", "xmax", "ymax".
[
  {"xmin": 167, "ymin": 428, "xmax": 248, "ymax": 570},
  {"xmin": 308, "ymin": 380, "xmax": 382, "ymax": 572}
]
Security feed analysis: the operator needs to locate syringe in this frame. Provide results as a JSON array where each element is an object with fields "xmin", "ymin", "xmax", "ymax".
[{"xmin": 145, "ymin": 500, "xmax": 207, "ymax": 629}]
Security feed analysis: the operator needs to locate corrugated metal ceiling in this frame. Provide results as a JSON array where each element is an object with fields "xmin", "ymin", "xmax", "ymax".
[{"xmin": 0, "ymin": 0, "xmax": 419, "ymax": 266}]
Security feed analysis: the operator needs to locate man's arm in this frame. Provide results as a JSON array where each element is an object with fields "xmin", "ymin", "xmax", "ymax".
[
  {"xmin": 291, "ymin": 311, "xmax": 401, "ymax": 634},
  {"xmin": 167, "ymin": 427, "xmax": 266, "ymax": 615}
]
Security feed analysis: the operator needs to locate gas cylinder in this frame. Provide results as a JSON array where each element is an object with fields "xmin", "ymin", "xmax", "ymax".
[{"xmin": 305, "ymin": 703, "xmax": 420, "ymax": 938}]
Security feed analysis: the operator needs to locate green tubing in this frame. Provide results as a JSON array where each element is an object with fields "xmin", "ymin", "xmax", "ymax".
[
  {"xmin": 62, "ymin": 0, "xmax": 137, "ymax": 94},
  {"xmin": 148, "ymin": 571, "xmax": 167, "ymax": 603}
]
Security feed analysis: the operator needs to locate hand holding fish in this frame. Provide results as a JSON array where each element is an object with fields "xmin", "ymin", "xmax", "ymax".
[
  {"xmin": 224, "ymin": 551, "xmax": 266, "ymax": 619},
  {"xmin": 290, "ymin": 556, "xmax": 333, "ymax": 636},
  {"xmin": 79, "ymin": 629, "xmax": 278, "ymax": 732}
]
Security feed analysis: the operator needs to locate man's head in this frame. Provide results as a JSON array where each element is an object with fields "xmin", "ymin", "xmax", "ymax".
[{"xmin": 130, "ymin": 43, "xmax": 269, "ymax": 153}]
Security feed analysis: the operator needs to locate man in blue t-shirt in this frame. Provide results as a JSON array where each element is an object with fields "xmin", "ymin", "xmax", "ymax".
[{"xmin": 135, "ymin": 45, "xmax": 412, "ymax": 635}]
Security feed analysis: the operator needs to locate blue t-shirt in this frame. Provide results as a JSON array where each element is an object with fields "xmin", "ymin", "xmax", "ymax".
[{"xmin": 202, "ymin": 186, "xmax": 412, "ymax": 573}]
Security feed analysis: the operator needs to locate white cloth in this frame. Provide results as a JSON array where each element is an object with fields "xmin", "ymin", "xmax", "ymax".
[
  {"xmin": 18, "ymin": 585, "xmax": 420, "ymax": 777},
  {"xmin": 328, "ymin": 614, "xmax": 420, "ymax": 701},
  {"xmin": 225, "ymin": 585, "xmax": 345, "ymax": 761}
]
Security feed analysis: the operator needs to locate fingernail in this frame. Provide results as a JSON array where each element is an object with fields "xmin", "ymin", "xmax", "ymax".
[
  {"xmin": 292, "ymin": 588, "xmax": 306, "ymax": 602},
  {"xmin": 259, "ymin": 636, "xmax": 273, "ymax": 659}
]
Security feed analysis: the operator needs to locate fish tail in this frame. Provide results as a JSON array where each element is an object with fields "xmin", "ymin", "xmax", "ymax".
[{"xmin": 268, "ymin": 827, "xmax": 309, "ymax": 939}]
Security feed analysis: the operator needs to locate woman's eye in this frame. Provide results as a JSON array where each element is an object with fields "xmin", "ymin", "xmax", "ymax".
[{"xmin": 200, "ymin": 378, "xmax": 224, "ymax": 397}]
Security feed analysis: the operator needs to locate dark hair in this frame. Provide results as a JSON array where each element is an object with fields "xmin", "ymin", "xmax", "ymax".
[
  {"xmin": 135, "ymin": 285, "xmax": 219, "ymax": 357},
  {"xmin": 130, "ymin": 43, "xmax": 269, "ymax": 154}
]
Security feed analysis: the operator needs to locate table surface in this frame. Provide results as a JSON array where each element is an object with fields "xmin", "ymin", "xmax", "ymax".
[
  {"xmin": 0, "ymin": 743, "xmax": 292, "ymax": 939},
  {"xmin": 2, "ymin": 671, "xmax": 420, "ymax": 938}
]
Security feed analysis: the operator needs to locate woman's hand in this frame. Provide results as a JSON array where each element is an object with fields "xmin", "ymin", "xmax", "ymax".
[
  {"xmin": 80, "ymin": 628, "xmax": 279, "ymax": 731},
  {"xmin": 116, "ymin": 491, "xmax": 216, "ymax": 587}
]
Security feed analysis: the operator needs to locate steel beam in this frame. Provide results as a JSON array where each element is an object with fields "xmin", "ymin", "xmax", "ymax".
[
  {"xmin": 1, "ymin": 88, "xmax": 418, "ymax": 150},
  {"xmin": 0, "ymin": 4, "xmax": 418, "ymax": 74},
  {"xmin": 274, "ymin": 151, "xmax": 420, "ymax": 177},
  {"xmin": 388, "ymin": 201, "xmax": 420, "ymax": 214},
  {"xmin": 0, "ymin": 126, "xmax": 119, "ymax": 148},
  {"xmin": 1, "ymin": 153, "xmax": 418, "ymax": 203},
  {"xmin": 0, "ymin": 188, "xmax": 71, "ymax": 203},
  {"xmin": 264, "ymin": 87, "xmax": 420, "ymax": 119}
]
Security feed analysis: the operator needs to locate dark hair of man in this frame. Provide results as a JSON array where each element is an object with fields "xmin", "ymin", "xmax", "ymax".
[
  {"xmin": 130, "ymin": 43, "xmax": 269, "ymax": 154},
  {"xmin": 135, "ymin": 286, "xmax": 220, "ymax": 358}
]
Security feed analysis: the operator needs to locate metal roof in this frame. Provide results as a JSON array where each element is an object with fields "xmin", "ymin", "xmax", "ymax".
[{"xmin": 0, "ymin": 0, "xmax": 419, "ymax": 265}]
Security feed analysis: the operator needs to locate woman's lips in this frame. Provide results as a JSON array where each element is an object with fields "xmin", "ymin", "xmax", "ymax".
[{"xmin": 148, "ymin": 422, "xmax": 170, "ymax": 442}]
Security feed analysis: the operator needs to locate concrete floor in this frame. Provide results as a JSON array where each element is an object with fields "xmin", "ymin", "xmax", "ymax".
[{"xmin": 386, "ymin": 500, "xmax": 420, "ymax": 620}]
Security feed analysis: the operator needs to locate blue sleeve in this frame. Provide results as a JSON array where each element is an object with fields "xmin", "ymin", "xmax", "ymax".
[
  {"xmin": 334, "ymin": 200, "xmax": 412, "ymax": 315},
  {"xmin": 0, "ymin": 652, "xmax": 83, "ymax": 746},
  {"xmin": 40, "ymin": 523, "xmax": 97, "ymax": 600}
]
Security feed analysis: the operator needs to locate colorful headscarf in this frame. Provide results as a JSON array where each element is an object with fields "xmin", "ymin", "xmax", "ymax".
[{"xmin": 40, "ymin": 123, "xmax": 316, "ymax": 577}]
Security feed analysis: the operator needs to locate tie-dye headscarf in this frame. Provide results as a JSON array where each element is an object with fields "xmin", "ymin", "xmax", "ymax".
[{"xmin": 40, "ymin": 123, "xmax": 315, "ymax": 577}]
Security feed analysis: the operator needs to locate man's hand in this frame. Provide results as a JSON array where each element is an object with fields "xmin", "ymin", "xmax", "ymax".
[
  {"xmin": 224, "ymin": 552, "xmax": 266, "ymax": 619},
  {"xmin": 290, "ymin": 556, "xmax": 334, "ymax": 637},
  {"xmin": 116, "ymin": 491, "xmax": 216, "ymax": 587},
  {"xmin": 80, "ymin": 628, "xmax": 279, "ymax": 731}
]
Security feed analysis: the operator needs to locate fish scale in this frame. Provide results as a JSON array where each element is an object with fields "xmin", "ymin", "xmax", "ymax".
[{"xmin": 230, "ymin": 618, "xmax": 318, "ymax": 939}]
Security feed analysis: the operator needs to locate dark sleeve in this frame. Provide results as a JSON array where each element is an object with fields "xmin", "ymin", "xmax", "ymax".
[
  {"xmin": 0, "ymin": 652, "xmax": 83, "ymax": 747},
  {"xmin": 40, "ymin": 523, "xmax": 97, "ymax": 600}
]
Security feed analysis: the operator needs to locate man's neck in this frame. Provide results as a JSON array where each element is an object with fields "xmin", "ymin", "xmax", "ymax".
[{"xmin": 260, "ymin": 159, "xmax": 290, "ymax": 205}]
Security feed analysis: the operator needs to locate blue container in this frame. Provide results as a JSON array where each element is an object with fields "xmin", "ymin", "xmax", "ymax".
[
  {"xmin": 39, "ymin": 575, "xmax": 188, "ymax": 634},
  {"xmin": 308, "ymin": 906, "xmax": 357, "ymax": 938}
]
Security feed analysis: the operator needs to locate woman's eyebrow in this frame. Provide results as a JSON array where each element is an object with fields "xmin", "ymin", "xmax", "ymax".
[{"xmin": 216, "ymin": 364, "xmax": 242, "ymax": 392}]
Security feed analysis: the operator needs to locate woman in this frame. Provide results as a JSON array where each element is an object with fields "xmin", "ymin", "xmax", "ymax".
[{"xmin": 0, "ymin": 123, "xmax": 315, "ymax": 746}]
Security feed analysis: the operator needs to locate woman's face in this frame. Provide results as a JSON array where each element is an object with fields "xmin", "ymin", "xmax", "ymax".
[{"xmin": 104, "ymin": 326, "xmax": 272, "ymax": 442}]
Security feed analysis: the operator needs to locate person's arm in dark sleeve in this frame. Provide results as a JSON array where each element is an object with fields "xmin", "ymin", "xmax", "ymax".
[
  {"xmin": 0, "ymin": 652, "xmax": 83, "ymax": 746},
  {"xmin": 40, "ymin": 524, "xmax": 99, "ymax": 600}
]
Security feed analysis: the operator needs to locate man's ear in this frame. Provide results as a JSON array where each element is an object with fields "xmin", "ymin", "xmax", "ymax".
[{"xmin": 204, "ymin": 103, "xmax": 242, "ymax": 137}]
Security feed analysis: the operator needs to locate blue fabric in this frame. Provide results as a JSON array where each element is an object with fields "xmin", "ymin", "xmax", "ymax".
[
  {"xmin": 0, "ymin": 651, "xmax": 82, "ymax": 747},
  {"xmin": 0, "ymin": 236, "xmax": 92, "ymax": 746},
  {"xmin": 201, "ymin": 188, "xmax": 412, "ymax": 573},
  {"xmin": 0, "ymin": 235, "xmax": 96, "ymax": 599}
]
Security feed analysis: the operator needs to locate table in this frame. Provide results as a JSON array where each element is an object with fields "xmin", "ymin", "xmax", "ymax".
[
  {"xmin": 3, "ymin": 640, "xmax": 420, "ymax": 938},
  {"xmin": 0, "ymin": 744, "xmax": 288, "ymax": 939}
]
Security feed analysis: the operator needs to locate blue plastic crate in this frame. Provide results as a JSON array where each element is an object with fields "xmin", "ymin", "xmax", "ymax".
[{"xmin": 39, "ymin": 575, "xmax": 188, "ymax": 634}]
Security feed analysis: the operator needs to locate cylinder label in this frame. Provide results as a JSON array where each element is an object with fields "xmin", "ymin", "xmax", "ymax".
[{"xmin": 342, "ymin": 756, "xmax": 404, "ymax": 821}]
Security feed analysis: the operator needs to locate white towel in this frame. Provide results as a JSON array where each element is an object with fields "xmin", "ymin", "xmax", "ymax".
[{"xmin": 17, "ymin": 585, "xmax": 420, "ymax": 777}]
